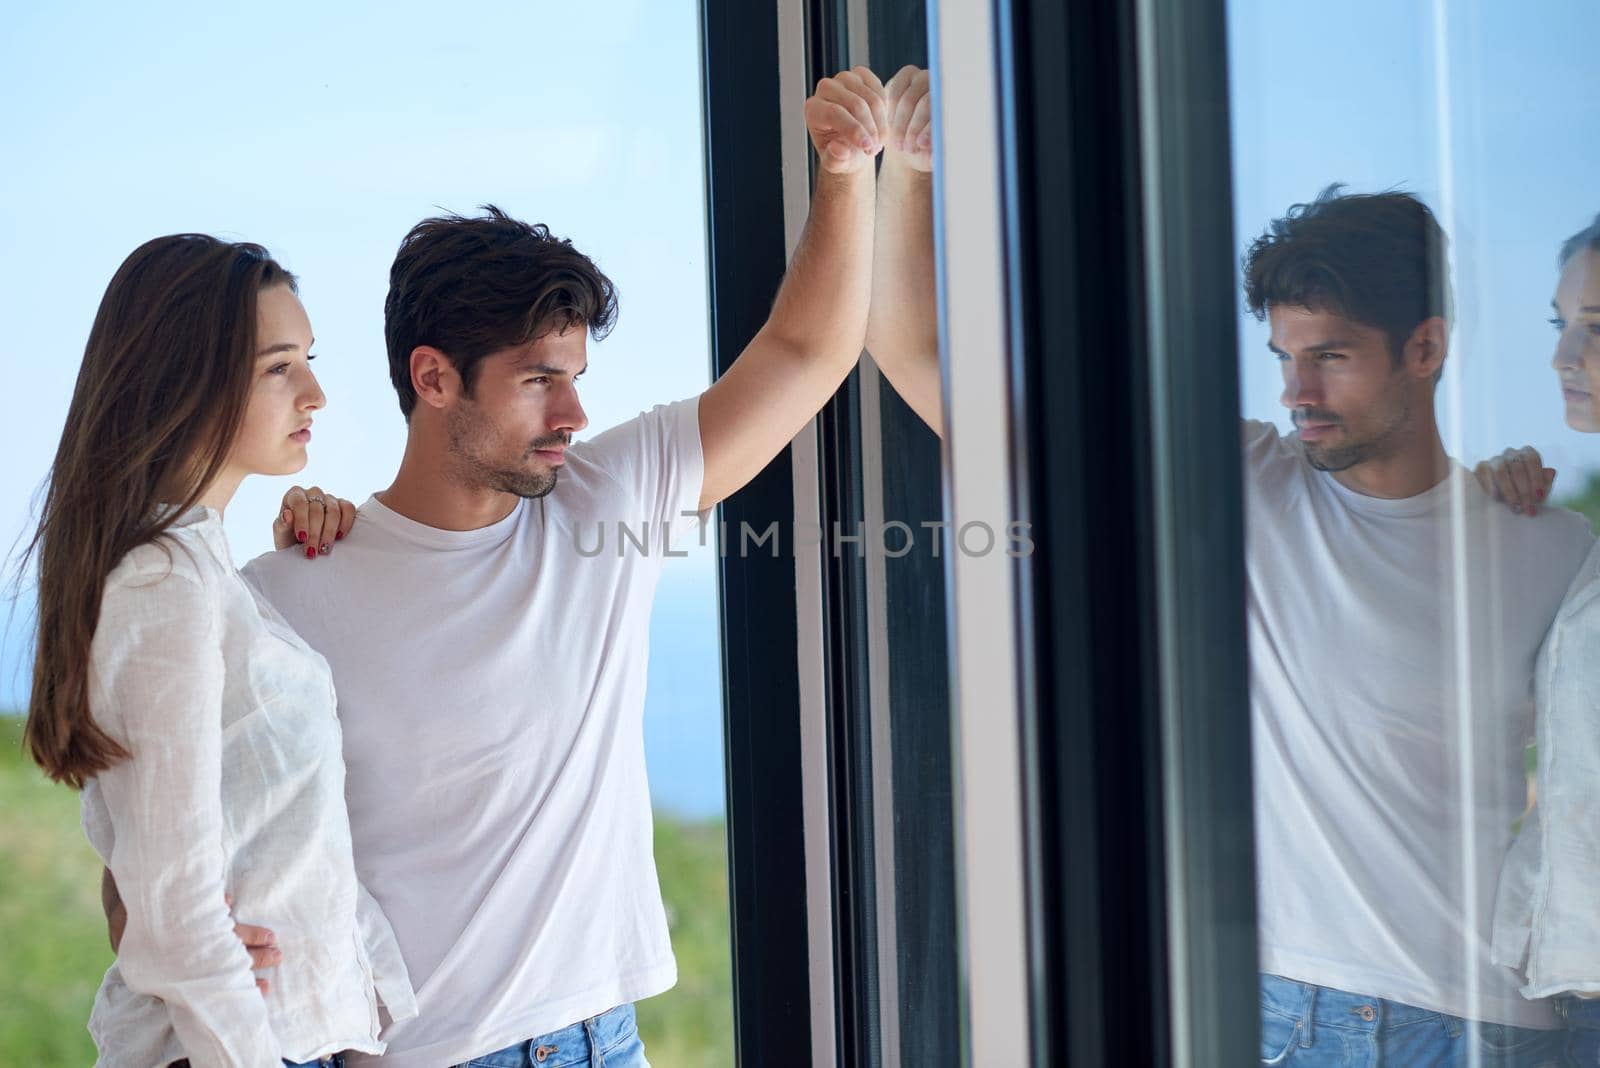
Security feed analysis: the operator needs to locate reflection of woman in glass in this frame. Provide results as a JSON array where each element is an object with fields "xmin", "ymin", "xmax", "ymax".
[
  {"xmin": 20, "ymin": 235, "xmax": 414, "ymax": 1066},
  {"xmin": 1491, "ymin": 213, "xmax": 1600, "ymax": 1063}
]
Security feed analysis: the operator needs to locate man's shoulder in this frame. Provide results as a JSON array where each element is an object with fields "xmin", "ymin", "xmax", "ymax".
[
  {"xmin": 1473, "ymin": 491, "xmax": 1597, "ymax": 580},
  {"xmin": 240, "ymin": 540, "xmax": 372, "ymax": 607},
  {"xmin": 568, "ymin": 398, "xmax": 701, "ymax": 470}
]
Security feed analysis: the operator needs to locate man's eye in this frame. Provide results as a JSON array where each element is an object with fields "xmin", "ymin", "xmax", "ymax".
[{"xmin": 1318, "ymin": 352, "xmax": 1345, "ymax": 361}]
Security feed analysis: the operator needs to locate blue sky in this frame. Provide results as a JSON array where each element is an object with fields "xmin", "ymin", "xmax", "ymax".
[{"xmin": 1229, "ymin": 0, "xmax": 1600, "ymax": 485}]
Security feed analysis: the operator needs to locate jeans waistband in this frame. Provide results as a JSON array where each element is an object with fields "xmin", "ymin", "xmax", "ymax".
[
  {"xmin": 1261, "ymin": 973, "xmax": 1459, "ymax": 1043},
  {"xmin": 1559, "ymin": 995, "xmax": 1600, "ymax": 1031}
]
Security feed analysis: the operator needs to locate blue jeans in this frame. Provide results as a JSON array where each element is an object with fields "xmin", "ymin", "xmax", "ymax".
[
  {"xmin": 1559, "ymin": 995, "xmax": 1600, "ymax": 1067},
  {"xmin": 1260, "ymin": 974, "xmax": 1565, "ymax": 1067},
  {"xmin": 456, "ymin": 1004, "xmax": 649, "ymax": 1068}
]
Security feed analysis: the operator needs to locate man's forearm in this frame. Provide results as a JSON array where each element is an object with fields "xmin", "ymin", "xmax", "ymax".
[
  {"xmin": 761, "ymin": 165, "xmax": 876, "ymax": 367},
  {"xmin": 867, "ymin": 155, "xmax": 942, "ymax": 433}
]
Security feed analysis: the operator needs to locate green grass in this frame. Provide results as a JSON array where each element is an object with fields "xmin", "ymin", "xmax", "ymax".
[{"xmin": 0, "ymin": 716, "xmax": 733, "ymax": 1066}]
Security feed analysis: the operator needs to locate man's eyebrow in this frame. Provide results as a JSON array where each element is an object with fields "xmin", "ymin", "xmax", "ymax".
[
  {"xmin": 257, "ymin": 338, "xmax": 313, "ymax": 357},
  {"xmin": 1584, "ymin": 306, "xmax": 1600, "ymax": 314},
  {"xmin": 514, "ymin": 360, "xmax": 588, "ymax": 376},
  {"xmin": 1269, "ymin": 338, "xmax": 1355, "ymax": 355}
]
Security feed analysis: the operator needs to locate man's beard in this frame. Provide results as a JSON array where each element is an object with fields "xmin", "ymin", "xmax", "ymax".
[
  {"xmin": 1296, "ymin": 396, "xmax": 1410, "ymax": 473},
  {"xmin": 446, "ymin": 404, "xmax": 565, "ymax": 499}
]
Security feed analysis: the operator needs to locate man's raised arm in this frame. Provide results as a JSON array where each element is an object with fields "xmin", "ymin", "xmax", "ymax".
[
  {"xmin": 696, "ymin": 66, "xmax": 885, "ymax": 510},
  {"xmin": 866, "ymin": 65, "xmax": 942, "ymax": 436}
]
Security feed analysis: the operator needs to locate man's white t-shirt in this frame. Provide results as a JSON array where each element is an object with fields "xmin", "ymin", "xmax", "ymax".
[
  {"xmin": 1244, "ymin": 419, "xmax": 1592, "ymax": 1028},
  {"xmin": 243, "ymin": 399, "xmax": 705, "ymax": 1068}
]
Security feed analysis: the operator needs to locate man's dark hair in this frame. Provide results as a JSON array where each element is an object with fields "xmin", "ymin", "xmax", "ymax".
[
  {"xmin": 1243, "ymin": 184, "xmax": 1452, "ymax": 362},
  {"xmin": 1559, "ymin": 212, "xmax": 1600, "ymax": 269},
  {"xmin": 384, "ymin": 205, "xmax": 619, "ymax": 419}
]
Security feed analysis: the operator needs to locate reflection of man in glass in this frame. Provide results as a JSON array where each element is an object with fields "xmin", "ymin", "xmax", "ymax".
[
  {"xmin": 1492, "ymin": 214, "xmax": 1600, "ymax": 1063},
  {"xmin": 1245, "ymin": 187, "xmax": 1593, "ymax": 1066}
]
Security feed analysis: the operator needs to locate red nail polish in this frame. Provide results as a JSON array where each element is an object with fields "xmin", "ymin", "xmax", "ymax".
[
  {"xmin": 306, "ymin": 546, "xmax": 316, "ymax": 558},
  {"xmin": 335, "ymin": 531, "xmax": 344, "ymax": 540},
  {"xmin": 297, "ymin": 531, "xmax": 307, "ymax": 543}
]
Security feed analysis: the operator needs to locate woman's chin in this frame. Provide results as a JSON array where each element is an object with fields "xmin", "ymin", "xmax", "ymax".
[
  {"xmin": 1564, "ymin": 409, "xmax": 1600, "ymax": 434},
  {"xmin": 265, "ymin": 453, "xmax": 310, "ymax": 476}
]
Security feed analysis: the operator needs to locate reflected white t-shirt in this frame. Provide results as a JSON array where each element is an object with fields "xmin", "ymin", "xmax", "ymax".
[
  {"xmin": 1243, "ymin": 419, "xmax": 1592, "ymax": 1028},
  {"xmin": 243, "ymin": 399, "xmax": 705, "ymax": 1068}
]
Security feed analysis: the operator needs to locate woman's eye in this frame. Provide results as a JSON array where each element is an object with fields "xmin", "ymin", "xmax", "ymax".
[
  {"xmin": 268, "ymin": 362, "xmax": 291, "ymax": 376},
  {"xmin": 1550, "ymin": 317, "xmax": 1567, "ymax": 332}
]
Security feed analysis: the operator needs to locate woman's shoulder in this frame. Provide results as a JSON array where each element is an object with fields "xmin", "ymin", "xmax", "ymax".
[{"xmin": 103, "ymin": 528, "xmax": 227, "ymax": 604}]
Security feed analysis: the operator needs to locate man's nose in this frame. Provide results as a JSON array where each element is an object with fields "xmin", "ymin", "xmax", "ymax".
[
  {"xmin": 553, "ymin": 388, "xmax": 588, "ymax": 434},
  {"xmin": 1279, "ymin": 361, "xmax": 1320, "ymax": 409}
]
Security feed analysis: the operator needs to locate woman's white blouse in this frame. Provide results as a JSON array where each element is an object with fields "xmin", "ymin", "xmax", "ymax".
[
  {"xmin": 1493, "ymin": 539, "xmax": 1600, "ymax": 998},
  {"xmin": 79, "ymin": 507, "xmax": 415, "ymax": 1067}
]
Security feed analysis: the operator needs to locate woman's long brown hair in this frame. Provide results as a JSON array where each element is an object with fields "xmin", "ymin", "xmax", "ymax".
[{"xmin": 21, "ymin": 235, "xmax": 296, "ymax": 788}]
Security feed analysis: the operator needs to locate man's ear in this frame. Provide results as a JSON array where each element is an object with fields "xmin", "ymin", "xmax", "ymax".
[
  {"xmin": 1403, "ymin": 316, "xmax": 1449, "ymax": 382},
  {"xmin": 411, "ymin": 346, "xmax": 456, "ymax": 411}
]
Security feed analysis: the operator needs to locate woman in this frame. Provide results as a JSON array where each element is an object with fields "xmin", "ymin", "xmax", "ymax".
[
  {"xmin": 1489, "ymin": 213, "xmax": 1600, "ymax": 1066},
  {"xmin": 20, "ymin": 235, "xmax": 414, "ymax": 1066}
]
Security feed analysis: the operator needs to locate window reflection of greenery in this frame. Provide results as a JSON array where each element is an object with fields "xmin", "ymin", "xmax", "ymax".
[
  {"xmin": 0, "ymin": 716, "xmax": 733, "ymax": 1067},
  {"xmin": 1558, "ymin": 470, "xmax": 1600, "ymax": 534}
]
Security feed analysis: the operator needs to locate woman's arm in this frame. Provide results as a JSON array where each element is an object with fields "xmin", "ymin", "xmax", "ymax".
[{"xmin": 92, "ymin": 569, "xmax": 278, "ymax": 1067}]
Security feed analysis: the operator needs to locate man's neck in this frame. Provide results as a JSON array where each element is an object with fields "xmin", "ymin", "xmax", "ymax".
[
  {"xmin": 1328, "ymin": 426, "xmax": 1452, "ymax": 500},
  {"xmin": 376, "ymin": 430, "xmax": 519, "ymax": 532}
]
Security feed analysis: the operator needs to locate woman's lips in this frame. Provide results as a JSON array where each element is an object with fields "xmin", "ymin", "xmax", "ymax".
[
  {"xmin": 1563, "ymin": 387, "xmax": 1593, "ymax": 405},
  {"xmin": 289, "ymin": 428, "xmax": 312, "ymax": 444}
]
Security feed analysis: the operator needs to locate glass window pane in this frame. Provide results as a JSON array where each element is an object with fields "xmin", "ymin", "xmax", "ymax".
[{"xmin": 1227, "ymin": 0, "xmax": 1600, "ymax": 1058}]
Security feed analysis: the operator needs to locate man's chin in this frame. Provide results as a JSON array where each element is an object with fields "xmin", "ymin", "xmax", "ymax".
[
  {"xmin": 502, "ymin": 470, "xmax": 558, "ymax": 500},
  {"xmin": 1303, "ymin": 445, "xmax": 1363, "ymax": 473}
]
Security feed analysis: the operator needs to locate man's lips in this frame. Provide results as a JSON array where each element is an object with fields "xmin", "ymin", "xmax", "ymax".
[
  {"xmin": 533, "ymin": 448, "xmax": 566, "ymax": 464},
  {"xmin": 1295, "ymin": 422, "xmax": 1340, "ymax": 441},
  {"xmin": 1563, "ymin": 384, "xmax": 1593, "ymax": 404}
]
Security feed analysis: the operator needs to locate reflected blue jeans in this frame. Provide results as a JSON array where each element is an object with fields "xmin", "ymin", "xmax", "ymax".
[
  {"xmin": 456, "ymin": 1004, "xmax": 649, "ymax": 1068},
  {"xmin": 1559, "ymin": 995, "xmax": 1600, "ymax": 1067},
  {"xmin": 1260, "ymin": 974, "xmax": 1564, "ymax": 1067}
]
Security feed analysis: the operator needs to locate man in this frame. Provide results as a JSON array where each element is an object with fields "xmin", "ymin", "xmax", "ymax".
[
  {"xmin": 107, "ymin": 66, "xmax": 890, "ymax": 1067},
  {"xmin": 1243, "ymin": 187, "xmax": 1591, "ymax": 1066}
]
